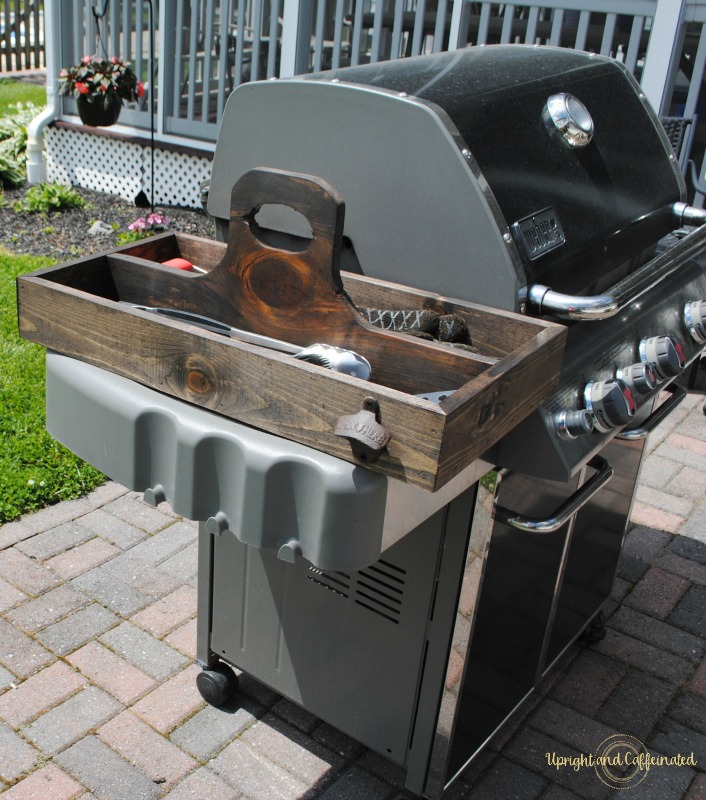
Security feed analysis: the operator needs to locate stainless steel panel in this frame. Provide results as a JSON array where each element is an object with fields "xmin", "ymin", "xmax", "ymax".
[
  {"xmin": 545, "ymin": 434, "xmax": 645, "ymax": 669},
  {"xmin": 443, "ymin": 470, "xmax": 580, "ymax": 779}
]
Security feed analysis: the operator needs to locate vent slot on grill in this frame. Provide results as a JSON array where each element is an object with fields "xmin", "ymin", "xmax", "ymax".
[
  {"xmin": 307, "ymin": 567, "xmax": 351, "ymax": 598},
  {"xmin": 355, "ymin": 561, "xmax": 407, "ymax": 624},
  {"xmin": 306, "ymin": 560, "xmax": 407, "ymax": 625}
]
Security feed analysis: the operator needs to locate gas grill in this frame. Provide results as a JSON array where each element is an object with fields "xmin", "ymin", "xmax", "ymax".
[
  {"xmin": 200, "ymin": 45, "xmax": 706, "ymax": 795},
  {"xmin": 18, "ymin": 45, "xmax": 706, "ymax": 798}
]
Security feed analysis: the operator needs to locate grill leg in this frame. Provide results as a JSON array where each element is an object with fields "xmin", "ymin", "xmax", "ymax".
[
  {"xmin": 196, "ymin": 522, "xmax": 241, "ymax": 706},
  {"xmin": 196, "ymin": 522, "xmax": 219, "ymax": 668}
]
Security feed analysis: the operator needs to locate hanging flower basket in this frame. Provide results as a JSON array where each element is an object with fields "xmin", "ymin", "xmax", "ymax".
[
  {"xmin": 76, "ymin": 94, "xmax": 123, "ymax": 127},
  {"xmin": 58, "ymin": 55, "xmax": 145, "ymax": 128}
]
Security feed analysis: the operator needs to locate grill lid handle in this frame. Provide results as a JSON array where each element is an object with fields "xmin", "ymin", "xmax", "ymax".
[{"xmin": 527, "ymin": 284, "xmax": 619, "ymax": 320}]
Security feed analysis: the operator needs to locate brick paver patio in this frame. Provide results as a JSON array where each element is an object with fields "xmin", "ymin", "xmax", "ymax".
[{"xmin": 0, "ymin": 388, "xmax": 705, "ymax": 799}]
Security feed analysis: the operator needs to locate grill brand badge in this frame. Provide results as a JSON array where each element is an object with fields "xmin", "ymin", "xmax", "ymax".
[{"xmin": 512, "ymin": 207, "xmax": 565, "ymax": 260}]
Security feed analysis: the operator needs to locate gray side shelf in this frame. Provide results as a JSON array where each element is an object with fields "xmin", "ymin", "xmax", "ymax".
[
  {"xmin": 46, "ymin": 353, "xmax": 487, "ymax": 571},
  {"xmin": 46, "ymin": 352, "xmax": 389, "ymax": 571}
]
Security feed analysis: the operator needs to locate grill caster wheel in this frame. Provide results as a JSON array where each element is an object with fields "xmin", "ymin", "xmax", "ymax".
[
  {"xmin": 579, "ymin": 611, "xmax": 607, "ymax": 645},
  {"xmin": 196, "ymin": 663, "xmax": 239, "ymax": 707}
]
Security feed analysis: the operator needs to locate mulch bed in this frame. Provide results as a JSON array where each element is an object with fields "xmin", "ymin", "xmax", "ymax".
[{"xmin": 0, "ymin": 183, "xmax": 216, "ymax": 261}]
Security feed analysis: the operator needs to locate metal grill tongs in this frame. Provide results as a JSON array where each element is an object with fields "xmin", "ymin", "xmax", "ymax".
[{"xmin": 124, "ymin": 304, "xmax": 372, "ymax": 380}]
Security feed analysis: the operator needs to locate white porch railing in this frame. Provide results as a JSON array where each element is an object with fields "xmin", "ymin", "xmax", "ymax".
[
  {"xmin": 50, "ymin": 0, "xmax": 705, "ymax": 143},
  {"xmin": 39, "ymin": 0, "xmax": 706, "ymax": 206}
]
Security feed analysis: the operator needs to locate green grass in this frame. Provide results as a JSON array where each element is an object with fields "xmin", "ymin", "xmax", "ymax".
[
  {"xmin": 0, "ymin": 78, "xmax": 47, "ymax": 117},
  {"xmin": 1, "ymin": 251, "xmax": 105, "ymax": 523}
]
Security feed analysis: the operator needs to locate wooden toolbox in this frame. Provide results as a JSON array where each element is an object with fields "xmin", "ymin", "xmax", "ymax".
[{"xmin": 17, "ymin": 168, "xmax": 566, "ymax": 491}]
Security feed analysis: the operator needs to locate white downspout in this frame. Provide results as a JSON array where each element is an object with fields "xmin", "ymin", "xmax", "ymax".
[{"xmin": 26, "ymin": 0, "xmax": 61, "ymax": 184}]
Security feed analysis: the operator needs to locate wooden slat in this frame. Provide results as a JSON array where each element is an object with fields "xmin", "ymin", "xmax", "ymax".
[
  {"xmin": 369, "ymin": 0, "xmax": 385, "ymax": 62},
  {"xmin": 437, "ymin": 323, "xmax": 565, "ymax": 486},
  {"xmin": 600, "ymin": 12, "xmax": 617, "ymax": 56},
  {"xmin": 12, "ymin": 0, "xmax": 20, "ymax": 66},
  {"xmin": 103, "ymin": 251, "xmax": 491, "ymax": 396},
  {"xmin": 432, "ymin": 0, "xmax": 448, "ymax": 52},
  {"xmin": 390, "ymin": 0, "xmax": 405, "ymax": 59},
  {"xmin": 233, "ymin": 0, "xmax": 248, "ymax": 85},
  {"xmin": 350, "ymin": 0, "xmax": 365, "ymax": 66},
  {"xmin": 549, "ymin": 8, "xmax": 564, "ymax": 46},
  {"xmin": 340, "ymin": 272, "xmax": 554, "ymax": 358},
  {"xmin": 525, "ymin": 6, "xmax": 539, "ymax": 44},
  {"xmin": 312, "ymin": 0, "xmax": 327, "ymax": 70},
  {"xmin": 477, "ymin": 2, "xmax": 491, "ymax": 45},
  {"xmin": 249, "ymin": 0, "xmax": 263, "ymax": 79},
  {"xmin": 116, "ymin": 230, "xmax": 553, "ymax": 362},
  {"xmin": 411, "ymin": 0, "xmax": 426, "ymax": 55},
  {"xmin": 625, "ymin": 15, "xmax": 644, "ymax": 73},
  {"xmin": 574, "ymin": 10, "xmax": 590, "ymax": 51},
  {"xmin": 201, "ymin": 0, "xmax": 215, "ymax": 120},
  {"xmin": 331, "ymin": 0, "xmax": 346, "ymax": 68},
  {"xmin": 500, "ymin": 3, "xmax": 514, "ymax": 44},
  {"xmin": 186, "ymin": 3, "xmax": 199, "ymax": 119}
]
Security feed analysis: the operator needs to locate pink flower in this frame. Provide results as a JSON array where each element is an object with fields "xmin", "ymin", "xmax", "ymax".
[
  {"xmin": 111, "ymin": 56, "xmax": 119, "ymax": 64},
  {"xmin": 75, "ymin": 82, "xmax": 89, "ymax": 94},
  {"xmin": 147, "ymin": 213, "xmax": 167, "ymax": 227},
  {"xmin": 81, "ymin": 55, "xmax": 92, "ymax": 64},
  {"xmin": 128, "ymin": 217, "xmax": 147, "ymax": 232}
]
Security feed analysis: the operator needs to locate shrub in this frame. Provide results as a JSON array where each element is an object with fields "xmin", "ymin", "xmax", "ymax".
[
  {"xmin": 0, "ymin": 101, "xmax": 40, "ymax": 186},
  {"xmin": 14, "ymin": 182, "xmax": 86, "ymax": 213}
]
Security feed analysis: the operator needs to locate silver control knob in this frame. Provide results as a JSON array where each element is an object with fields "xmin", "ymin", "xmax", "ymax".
[
  {"xmin": 543, "ymin": 93, "xmax": 594, "ymax": 148},
  {"xmin": 554, "ymin": 409, "xmax": 594, "ymax": 439},
  {"xmin": 584, "ymin": 379, "xmax": 636, "ymax": 433},
  {"xmin": 639, "ymin": 336, "xmax": 686, "ymax": 380},
  {"xmin": 616, "ymin": 362, "xmax": 657, "ymax": 395},
  {"xmin": 684, "ymin": 300, "xmax": 706, "ymax": 343}
]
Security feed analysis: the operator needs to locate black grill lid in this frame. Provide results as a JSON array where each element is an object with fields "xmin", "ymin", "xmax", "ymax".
[{"xmin": 315, "ymin": 46, "xmax": 685, "ymax": 295}]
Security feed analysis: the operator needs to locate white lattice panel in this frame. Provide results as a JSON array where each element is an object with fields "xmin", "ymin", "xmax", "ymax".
[
  {"xmin": 46, "ymin": 127, "xmax": 142, "ymax": 201},
  {"xmin": 46, "ymin": 127, "xmax": 213, "ymax": 209},
  {"xmin": 144, "ymin": 149, "xmax": 212, "ymax": 209}
]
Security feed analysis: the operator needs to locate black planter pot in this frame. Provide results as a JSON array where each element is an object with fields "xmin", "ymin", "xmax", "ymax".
[{"xmin": 76, "ymin": 95, "xmax": 122, "ymax": 127}]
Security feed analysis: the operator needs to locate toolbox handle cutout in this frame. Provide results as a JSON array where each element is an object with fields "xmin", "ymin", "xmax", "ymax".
[{"xmin": 216, "ymin": 167, "xmax": 349, "ymax": 335}]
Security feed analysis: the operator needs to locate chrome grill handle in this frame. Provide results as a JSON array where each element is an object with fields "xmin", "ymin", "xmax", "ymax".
[
  {"xmin": 492, "ymin": 456, "xmax": 613, "ymax": 534},
  {"xmin": 527, "ymin": 284, "xmax": 619, "ymax": 320}
]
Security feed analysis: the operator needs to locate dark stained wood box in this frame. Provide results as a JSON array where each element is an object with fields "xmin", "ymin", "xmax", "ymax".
[{"xmin": 17, "ymin": 169, "xmax": 566, "ymax": 491}]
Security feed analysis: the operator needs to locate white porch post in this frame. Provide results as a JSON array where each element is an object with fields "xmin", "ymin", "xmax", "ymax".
[
  {"xmin": 640, "ymin": 0, "xmax": 687, "ymax": 115},
  {"xmin": 280, "ymin": 0, "xmax": 314, "ymax": 77}
]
